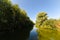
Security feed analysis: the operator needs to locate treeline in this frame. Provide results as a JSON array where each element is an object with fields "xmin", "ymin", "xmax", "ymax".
[
  {"xmin": 36, "ymin": 12, "xmax": 60, "ymax": 40},
  {"xmin": 0, "ymin": 0, "xmax": 34, "ymax": 40},
  {"xmin": 0, "ymin": 0, "xmax": 60, "ymax": 40}
]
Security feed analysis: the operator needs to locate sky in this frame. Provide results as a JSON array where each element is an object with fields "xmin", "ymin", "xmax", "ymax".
[{"xmin": 11, "ymin": 0, "xmax": 60, "ymax": 22}]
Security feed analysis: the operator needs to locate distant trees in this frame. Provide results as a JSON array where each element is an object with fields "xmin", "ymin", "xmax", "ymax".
[
  {"xmin": 35, "ymin": 12, "xmax": 59, "ymax": 40},
  {"xmin": 36, "ymin": 12, "xmax": 48, "ymax": 28},
  {"xmin": 0, "ymin": 0, "xmax": 34, "ymax": 40}
]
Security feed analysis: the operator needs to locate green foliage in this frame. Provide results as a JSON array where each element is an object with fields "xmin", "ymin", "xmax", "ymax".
[
  {"xmin": 37, "ymin": 27, "xmax": 57, "ymax": 40},
  {"xmin": 42, "ymin": 19, "xmax": 57, "ymax": 29},
  {"xmin": 0, "ymin": 0, "xmax": 34, "ymax": 40},
  {"xmin": 36, "ymin": 12, "xmax": 48, "ymax": 28},
  {"xmin": 35, "ymin": 12, "xmax": 60, "ymax": 40}
]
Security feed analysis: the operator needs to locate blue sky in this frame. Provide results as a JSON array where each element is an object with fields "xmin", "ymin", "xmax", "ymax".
[{"xmin": 11, "ymin": 0, "xmax": 60, "ymax": 22}]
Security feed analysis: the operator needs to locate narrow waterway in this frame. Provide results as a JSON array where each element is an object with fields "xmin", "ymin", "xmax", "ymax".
[{"xmin": 28, "ymin": 27, "xmax": 38, "ymax": 40}]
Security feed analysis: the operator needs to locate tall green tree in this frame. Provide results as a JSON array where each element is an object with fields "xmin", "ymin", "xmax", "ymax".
[
  {"xmin": 0, "ymin": 0, "xmax": 34, "ymax": 40},
  {"xmin": 35, "ymin": 12, "xmax": 59, "ymax": 40},
  {"xmin": 36, "ymin": 12, "xmax": 48, "ymax": 28}
]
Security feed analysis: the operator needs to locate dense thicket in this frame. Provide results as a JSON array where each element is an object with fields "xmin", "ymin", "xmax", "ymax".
[
  {"xmin": 36, "ymin": 12, "xmax": 60, "ymax": 40},
  {"xmin": 0, "ymin": 0, "xmax": 34, "ymax": 40}
]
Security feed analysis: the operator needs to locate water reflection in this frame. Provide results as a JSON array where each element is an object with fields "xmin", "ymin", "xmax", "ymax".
[{"xmin": 28, "ymin": 27, "xmax": 38, "ymax": 40}]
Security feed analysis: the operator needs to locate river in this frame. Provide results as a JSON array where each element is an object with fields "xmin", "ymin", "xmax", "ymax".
[{"xmin": 28, "ymin": 27, "xmax": 38, "ymax": 40}]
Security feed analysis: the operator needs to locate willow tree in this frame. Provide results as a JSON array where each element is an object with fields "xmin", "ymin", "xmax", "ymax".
[{"xmin": 0, "ymin": 0, "xmax": 34, "ymax": 40}]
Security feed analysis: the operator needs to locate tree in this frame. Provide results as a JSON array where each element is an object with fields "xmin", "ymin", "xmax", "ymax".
[
  {"xmin": 0, "ymin": 0, "xmax": 34, "ymax": 40},
  {"xmin": 35, "ymin": 12, "xmax": 58, "ymax": 40},
  {"xmin": 36, "ymin": 12, "xmax": 48, "ymax": 28}
]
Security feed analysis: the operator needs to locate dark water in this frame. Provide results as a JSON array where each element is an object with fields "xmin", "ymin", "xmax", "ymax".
[{"xmin": 28, "ymin": 27, "xmax": 38, "ymax": 40}]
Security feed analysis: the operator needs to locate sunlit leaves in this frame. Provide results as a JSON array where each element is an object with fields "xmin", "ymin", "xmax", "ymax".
[
  {"xmin": 36, "ymin": 12, "xmax": 48, "ymax": 28},
  {"xmin": 35, "ymin": 12, "xmax": 60, "ymax": 40}
]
